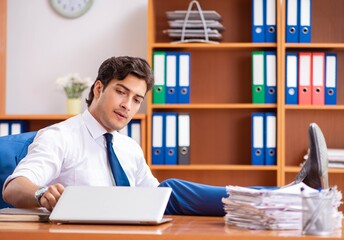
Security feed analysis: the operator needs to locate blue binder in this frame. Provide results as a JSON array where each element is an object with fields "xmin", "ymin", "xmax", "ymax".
[
  {"xmin": 9, "ymin": 121, "xmax": 27, "ymax": 135},
  {"xmin": 251, "ymin": 113, "xmax": 265, "ymax": 165},
  {"xmin": 0, "ymin": 121, "xmax": 10, "ymax": 136},
  {"xmin": 299, "ymin": 0, "xmax": 312, "ymax": 43},
  {"xmin": 252, "ymin": 0, "xmax": 265, "ymax": 42},
  {"xmin": 325, "ymin": 53, "xmax": 337, "ymax": 105},
  {"xmin": 165, "ymin": 52, "xmax": 178, "ymax": 104},
  {"xmin": 128, "ymin": 119, "xmax": 141, "ymax": 146},
  {"xmin": 178, "ymin": 52, "xmax": 190, "ymax": 104},
  {"xmin": 152, "ymin": 113, "xmax": 165, "ymax": 165},
  {"xmin": 265, "ymin": 51, "xmax": 277, "ymax": 103},
  {"xmin": 164, "ymin": 112, "xmax": 178, "ymax": 165},
  {"xmin": 265, "ymin": 0, "xmax": 277, "ymax": 42},
  {"xmin": 286, "ymin": 0, "xmax": 299, "ymax": 43},
  {"xmin": 264, "ymin": 113, "xmax": 276, "ymax": 165},
  {"xmin": 285, "ymin": 53, "xmax": 299, "ymax": 104}
]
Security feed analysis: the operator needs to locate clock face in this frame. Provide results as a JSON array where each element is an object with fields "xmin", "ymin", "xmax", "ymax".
[{"xmin": 50, "ymin": 0, "xmax": 94, "ymax": 19}]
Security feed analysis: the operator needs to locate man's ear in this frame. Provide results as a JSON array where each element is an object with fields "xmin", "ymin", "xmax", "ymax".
[{"xmin": 93, "ymin": 80, "xmax": 103, "ymax": 98}]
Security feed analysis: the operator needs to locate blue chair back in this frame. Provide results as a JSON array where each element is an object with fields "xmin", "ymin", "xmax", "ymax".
[{"xmin": 0, "ymin": 131, "xmax": 37, "ymax": 208}]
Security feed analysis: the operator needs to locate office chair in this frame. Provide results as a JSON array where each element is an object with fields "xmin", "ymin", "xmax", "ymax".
[{"xmin": 0, "ymin": 131, "xmax": 37, "ymax": 208}]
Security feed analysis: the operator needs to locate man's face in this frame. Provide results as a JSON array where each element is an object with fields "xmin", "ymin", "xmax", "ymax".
[{"xmin": 89, "ymin": 74, "xmax": 147, "ymax": 132}]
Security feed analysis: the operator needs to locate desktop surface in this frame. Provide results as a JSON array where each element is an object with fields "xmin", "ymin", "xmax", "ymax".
[{"xmin": 0, "ymin": 215, "xmax": 342, "ymax": 240}]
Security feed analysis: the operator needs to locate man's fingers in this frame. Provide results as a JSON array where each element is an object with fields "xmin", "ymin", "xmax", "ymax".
[
  {"xmin": 43, "ymin": 191, "xmax": 58, "ymax": 208},
  {"xmin": 40, "ymin": 195, "xmax": 53, "ymax": 211},
  {"xmin": 40, "ymin": 184, "xmax": 65, "ymax": 210}
]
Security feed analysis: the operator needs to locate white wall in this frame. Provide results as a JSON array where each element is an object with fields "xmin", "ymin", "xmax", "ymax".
[{"xmin": 6, "ymin": 0, "xmax": 148, "ymax": 114}]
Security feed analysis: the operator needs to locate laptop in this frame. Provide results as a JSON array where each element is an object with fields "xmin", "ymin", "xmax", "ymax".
[{"xmin": 49, "ymin": 186, "xmax": 172, "ymax": 225}]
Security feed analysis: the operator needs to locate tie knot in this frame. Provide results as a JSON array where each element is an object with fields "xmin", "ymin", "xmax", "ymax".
[{"xmin": 104, "ymin": 133, "xmax": 113, "ymax": 143}]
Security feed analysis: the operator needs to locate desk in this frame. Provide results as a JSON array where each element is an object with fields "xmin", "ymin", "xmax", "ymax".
[{"xmin": 0, "ymin": 216, "xmax": 342, "ymax": 240}]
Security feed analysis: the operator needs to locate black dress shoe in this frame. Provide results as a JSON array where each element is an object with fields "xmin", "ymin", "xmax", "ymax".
[{"xmin": 288, "ymin": 123, "xmax": 329, "ymax": 189}]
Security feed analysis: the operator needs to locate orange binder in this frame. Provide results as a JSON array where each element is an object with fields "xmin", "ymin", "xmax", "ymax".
[
  {"xmin": 311, "ymin": 52, "xmax": 325, "ymax": 105},
  {"xmin": 298, "ymin": 52, "xmax": 312, "ymax": 105}
]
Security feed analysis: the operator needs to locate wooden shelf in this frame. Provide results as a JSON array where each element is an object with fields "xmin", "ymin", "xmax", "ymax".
[
  {"xmin": 284, "ymin": 166, "xmax": 344, "ymax": 174},
  {"xmin": 0, "ymin": 114, "xmax": 73, "ymax": 120},
  {"xmin": 147, "ymin": 0, "xmax": 344, "ymax": 192},
  {"xmin": 285, "ymin": 105, "xmax": 344, "ymax": 110},
  {"xmin": 281, "ymin": 0, "xmax": 344, "ymax": 202},
  {"xmin": 285, "ymin": 43, "xmax": 344, "ymax": 49},
  {"xmin": 146, "ymin": 0, "xmax": 281, "ymax": 187},
  {"xmin": 150, "ymin": 165, "xmax": 278, "ymax": 171},
  {"xmin": 151, "ymin": 104, "xmax": 277, "ymax": 109},
  {"xmin": 0, "ymin": 113, "xmax": 146, "ymax": 120},
  {"xmin": 152, "ymin": 42, "xmax": 277, "ymax": 49}
]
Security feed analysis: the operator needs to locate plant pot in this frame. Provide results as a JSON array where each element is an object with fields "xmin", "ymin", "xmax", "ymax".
[{"xmin": 66, "ymin": 98, "xmax": 82, "ymax": 115}]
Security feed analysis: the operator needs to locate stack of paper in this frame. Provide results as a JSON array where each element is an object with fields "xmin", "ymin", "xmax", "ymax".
[
  {"xmin": 164, "ymin": 10, "xmax": 224, "ymax": 42},
  {"xmin": 303, "ymin": 148, "xmax": 344, "ymax": 168},
  {"xmin": 327, "ymin": 149, "xmax": 344, "ymax": 168},
  {"xmin": 222, "ymin": 182, "xmax": 343, "ymax": 230}
]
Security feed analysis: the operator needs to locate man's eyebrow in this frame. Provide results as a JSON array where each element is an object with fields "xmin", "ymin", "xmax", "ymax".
[{"xmin": 116, "ymin": 83, "xmax": 145, "ymax": 99}]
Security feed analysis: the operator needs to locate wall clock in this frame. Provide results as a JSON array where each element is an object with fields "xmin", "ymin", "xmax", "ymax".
[{"xmin": 50, "ymin": 0, "xmax": 94, "ymax": 19}]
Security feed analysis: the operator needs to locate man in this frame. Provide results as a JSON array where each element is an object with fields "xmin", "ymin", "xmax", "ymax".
[
  {"xmin": 2, "ymin": 56, "xmax": 327, "ymax": 216},
  {"xmin": 3, "ymin": 56, "xmax": 159, "ymax": 211}
]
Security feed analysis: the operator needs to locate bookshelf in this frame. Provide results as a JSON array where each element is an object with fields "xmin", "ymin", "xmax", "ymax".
[
  {"xmin": 147, "ymin": 0, "xmax": 344, "ymax": 191},
  {"xmin": 281, "ymin": 0, "xmax": 344, "ymax": 190},
  {"xmin": 147, "ymin": 0, "xmax": 280, "ymax": 187}
]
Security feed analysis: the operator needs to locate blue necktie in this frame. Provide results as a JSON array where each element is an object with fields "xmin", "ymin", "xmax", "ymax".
[{"xmin": 104, "ymin": 133, "xmax": 130, "ymax": 186}]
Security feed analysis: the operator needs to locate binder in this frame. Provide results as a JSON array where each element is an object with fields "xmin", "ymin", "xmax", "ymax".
[
  {"xmin": 285, "ymin": 53, "xmax": 298, "ymax": 104},
  {"xmin": 165, "ymin": 52, "xmax": 178, "ymax": 104},
  {"xmin": 325, "ymin": 53, "xmax": 337, "ymax": 105},
  {"xmin": 152, "ymin": 51, "xmax": 166, "ymax": 104},
  {"xmin": 178, "ymin": 52, "xmax": 190, "ymax": 104},
  {"xmin": 311, "ymin": 52, "xmax": 325, "ymax": 105},
  {"xmin": 265, "ymin": 113, "xmax": 276, "ymax": 165},
  {"xmin": 165, "ymin": 112, "xmax": 178, "ymax": 165},
  {"xmin": 265, "ymin": 0, "xmax": 277, "ymax": 42},
  {"xmin": 265, "ymin": 51, "xmax": 277, "ymax": 103},
  {"xmin": 299, "ymin": 0, "xmax": 312, "ymax": 43},
  {"xmin": 251, "ymin": 113, "xmax": 265, "ymax": 165},
  {"xmin": 298, "ymin": 52, "xmax": 312, "ymax": 105},
  {"xmin": 118, "ymin": 125, "xmax": 128, "ymax": 136},
  {"xmin": 252, "ymin": 51, "xmax": 265, "ymax": 103},
  {"xmin": 286, "ymin": 0, "xmax": 299, "ymax": 43},
  {"xmin": 129, "ymin": 120, "xmax": 141, "ymax": 146},
  {"xmin": 0, "ymin": 121, "xmax": 10, "ymax": 136},
  {"xmin": 10, "ymin": 121, "xmax": 26, "ymax": 135},
  {"xmin": 152, "ymin": 113, "xmax": 165, "ymax": 165},
  {"xmin": 252, "ymin": 0, "xmax": 265, "ymax": 42},
  {"xmin": 178, "ymin": 113, "xmax": 190, "ymax": 165}
]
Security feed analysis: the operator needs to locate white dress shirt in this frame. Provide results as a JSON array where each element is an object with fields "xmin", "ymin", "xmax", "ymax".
[{"xmin": 5, "ymin": 110, "xmax": 159, "ymax": 188}]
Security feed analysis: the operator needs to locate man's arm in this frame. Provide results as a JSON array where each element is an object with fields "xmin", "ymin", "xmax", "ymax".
[{"xmin": 3, "ymin": 176, "xmax": 64, "ymax": 211}]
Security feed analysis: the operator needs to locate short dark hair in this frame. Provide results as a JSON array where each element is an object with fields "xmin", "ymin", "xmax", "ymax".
[{"xmin": 86, "ymin": 56, "xmax": 154, "ymax": 107}]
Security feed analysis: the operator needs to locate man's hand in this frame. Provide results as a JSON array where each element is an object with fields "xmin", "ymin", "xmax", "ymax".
[
  {"xmin": 3, "ymin": 177, "xmax": 65, "ymax": 210},
  {"xmin": 39, "ymin": 184, "xmax": 64, "ymax": 211}
]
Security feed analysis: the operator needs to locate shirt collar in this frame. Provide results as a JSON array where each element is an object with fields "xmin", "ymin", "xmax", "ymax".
[{"xmin": 82, "ymin": 109, "xmax": 115, "ymax": 140}]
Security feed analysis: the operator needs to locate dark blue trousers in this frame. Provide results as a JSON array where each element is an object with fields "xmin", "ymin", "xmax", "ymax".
[{"xmin": 159, "ymin": 178, "xmax": 227, "ymax": 216}]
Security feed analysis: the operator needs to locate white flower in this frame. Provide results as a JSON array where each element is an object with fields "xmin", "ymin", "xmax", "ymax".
[{"xmin": 56, "ymin": 73, "xmax": 92, "ymax": 99}]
